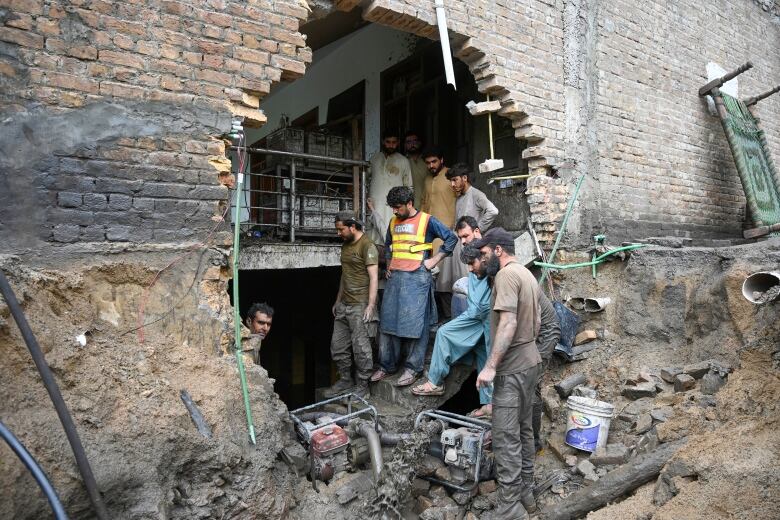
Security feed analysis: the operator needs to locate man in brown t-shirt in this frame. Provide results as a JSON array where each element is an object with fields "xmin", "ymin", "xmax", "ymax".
[
  {"xmin": 324, "ymin": 212, "xmax": 379, "ymax": 399},
  {"xmin": 473, "ymin": 227, "xmax": 542, "ymax": 519}
]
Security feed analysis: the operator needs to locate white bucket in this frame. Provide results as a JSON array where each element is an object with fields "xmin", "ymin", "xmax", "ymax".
[{"xmin": 564, "ymin": 396, "xmax": 614, "ymax": 452}]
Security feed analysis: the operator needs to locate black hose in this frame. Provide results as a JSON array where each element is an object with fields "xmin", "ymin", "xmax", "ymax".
[
  {"xmin": 0, "ymin": 420, "xmax": 69, "ymax": 520},
  {"xmin": 0, "ymin": 270, "xmax": 109, "ymax": 519}
]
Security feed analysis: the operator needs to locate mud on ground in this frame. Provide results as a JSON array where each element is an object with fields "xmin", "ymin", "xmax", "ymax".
[{"xmin": 1, "ymin": 239, "xmax": 779, "ymax": 519}]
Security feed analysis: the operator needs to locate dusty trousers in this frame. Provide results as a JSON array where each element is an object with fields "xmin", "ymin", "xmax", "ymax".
[
  {"xmin": 330, "ymin": 302, "xmax": 375, "ymax": 382},
  {"xmin": 491, "ymin": 362, "xmax": 544, "ymax": 519}
]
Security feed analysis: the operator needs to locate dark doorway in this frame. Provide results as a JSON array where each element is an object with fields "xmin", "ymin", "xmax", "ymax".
[{"xmin": 230, "ymin": 267, "xmax": 340, "ymax": 409}]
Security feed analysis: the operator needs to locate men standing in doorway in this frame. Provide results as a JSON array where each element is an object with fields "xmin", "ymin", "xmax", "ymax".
[
  {"xmin": 420, "ymin": 146, "xmax": 457, "ymax": 320},
  {"xmin": 368, "ymin": 130, "xmax": 412, "ymax": 245},
  {"xmin": 474, "ymin": 227, "xmax": 542, "ymax": 520},
  {"xmin": 371, "ymin": 186, "xmax": 457, "ymax": 387},
  {"xmin": 404, "ymin": 130, "xmax": 428, "ymax": 209},
  {"xmin": 446, "ymin": 162, "xmax": 499, "ymax": 288},
  {"xmin": 324, "ymin": 212, "xmax": 379, "ymax": 399}
]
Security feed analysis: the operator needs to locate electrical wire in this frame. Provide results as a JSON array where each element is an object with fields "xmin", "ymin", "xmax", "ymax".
[
  {"xmin": 0, "ymin": 420, "xmax": 69, "ymax": 520},
  {"xmin": 135, "ymin": 133, "xmax": 246, "ymax": 343}
]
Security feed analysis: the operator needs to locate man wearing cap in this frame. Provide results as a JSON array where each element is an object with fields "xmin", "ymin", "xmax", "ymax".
[
  {"xmin": 324, "ymin": 211, "xmax": 379, "ymax": 399},
  {"xmin": 474, "ymin": 227, "xmax": 543, "ymax": 520},
  {"xmin": 371, "ymin": 186, "xmax": 457, "ymax": 387}
]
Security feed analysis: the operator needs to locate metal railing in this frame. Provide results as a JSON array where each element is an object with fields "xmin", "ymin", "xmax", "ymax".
[{"xmin": 229, "ymin": 146, "xmax": 369, "ymax": 242}]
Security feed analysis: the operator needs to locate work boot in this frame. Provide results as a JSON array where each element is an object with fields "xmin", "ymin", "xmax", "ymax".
[
  {"xmin": 519, "ymin": 485, "xmax": 537, "ymax": 514},
  {"xmin": 323, "ymin": 376, "xmax": 354, "ymax": 398},
  {"xmin": 352, "ymin": 380, "xmax": 370, "ymax": 399}
]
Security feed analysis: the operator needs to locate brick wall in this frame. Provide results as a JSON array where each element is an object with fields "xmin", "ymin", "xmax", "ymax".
[
  {"xmin": 0, "ymin": 0, "xmax": 311, "ymax": 249},
  {"xmin": 589, "ymin": 0, "xmax": 780, "ymax": 242}
]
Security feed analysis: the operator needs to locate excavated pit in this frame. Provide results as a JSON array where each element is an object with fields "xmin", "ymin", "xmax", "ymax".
[{"xmin": 1, "ymin": 239, "xmax": 779, "ymax": 519}]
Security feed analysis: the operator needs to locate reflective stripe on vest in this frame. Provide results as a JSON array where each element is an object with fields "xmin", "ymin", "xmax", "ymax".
[{"xmin": 389, "ymin": 211, "xmax": 432, "ymax": 271}]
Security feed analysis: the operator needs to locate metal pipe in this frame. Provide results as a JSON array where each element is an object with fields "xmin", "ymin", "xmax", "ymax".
[
  {"xmin": 379, "ymin": 431, "xmax": 409, "ymax": 446},
  {"xmin": 0, "ymin": 271, "xmax": 109, "ymax": 520},
  {"xmin": 539, "ymin": 174, "xmax": 586, "ymax": 285},
  {"xmin": 228, "ymin": 145, "xmax": 370, "ymax": 167},
  {"xmin": 0, "ymin": 420, "xmax": 69, "ymax": 520},
  {"xmin": 742, "ymin": 271, "xmax": 780, "ymax": 304},
  {"xmin": 356, "ymin": 422, "xmax": 383, "ymax": 482},
  {"xmin": 435, "ymin": 0, "xmax": 456, "ymax": 90},
  {"xmin": 289, "ymin": 160, "xmax": 296, "ymax": 243},
  {"xmin": 361, "ymin": 166, "xmax": 367, "ymax": 225},
  {"xmin": 231, "ymin": 150, "xmax": 257, "ymax": 445}
]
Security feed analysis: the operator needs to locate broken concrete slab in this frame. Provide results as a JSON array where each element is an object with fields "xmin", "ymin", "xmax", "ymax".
[
  {"xmin": 701, "ymin": 370, "xmax": 727, "ymax": 395},
  {"xmin": 660, "ymin": 367, "xmax": 683, "ymax": 383},
  {"xmin": 415, "ymin": 495, "xmax": 434, "ymax": 515},
  {"xmin": 674, "ymin": 373, "xmax": 696, "ymax": 392},
  {"xmin": 577, "ymin": 459, "xmax": 599, "ymax": 482},
  {"xmin": 590, "ymin": 443, "xmax": 629, "ymax": 466},
  {"xmin": 451, "ymin": 487, "xmax": 477, "ymax": 505},
  {"xmin": 411, "ymin": 478, "xmax": 431, "ymax": 497},
  {"xmin": 682, "ymin": 361, "xmax": 710, "ymax": 379},
  {"xmin": 548, "ymin": 433, "xmax": 578, "ymax": 462},
  {"xmin": 572, "ymin": 385, "xmax": 598, "ymax": 399},
  {"xmin": 635, "ymin": 413, "xmax": 653, "ymax": 434},
  {"xmin": 650, "ymin": 406, "xmax": 674, "ymax": 423},
  {"xmin": 429, "ymin": 485, "xmax": 448, "ymax": 501},
  {"xmin": 555, "ymin": 373, "xmax": 587, "ymax": 398},
  {"xmin": 434, "ymin": 466, "xmax": 452, "ymax": 481},
  {"xmin": 621, "ymin": 381, "xmax": 657, "ymax": 400},
  {"xmin": 543, "ymin": 388, "xmax": 561, "ymax": 419}
]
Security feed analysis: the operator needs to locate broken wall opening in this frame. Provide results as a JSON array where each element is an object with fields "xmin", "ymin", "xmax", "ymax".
[
  {"xmin": 229, "ymin": 267, "xmax": 340, "ymax": 409},
  {"xmin": 242, "ymin": 19, "xmax": 530, "ymax": 239}
]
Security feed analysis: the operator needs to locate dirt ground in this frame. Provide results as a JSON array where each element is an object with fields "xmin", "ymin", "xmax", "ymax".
[{"xmin": 1, "ymin": 239, "xmax": 778, "ymax": 519}]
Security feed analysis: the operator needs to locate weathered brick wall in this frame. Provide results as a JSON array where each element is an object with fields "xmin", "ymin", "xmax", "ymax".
[
  {"xmin": 589, "ymin": 0, "xmax": 780, "ymax": 241},
  {"xmin": 0, "ymin": 0, "xmax": 311, "ymax": 250}
]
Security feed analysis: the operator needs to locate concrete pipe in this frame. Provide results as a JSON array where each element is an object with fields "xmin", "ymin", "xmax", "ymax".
[
  {"xmin": 584, "ymin": 297, "xmax": 612, "ymax": 313},
  {"xmin": 742, "ymin": 271, "xmax": 780, "ymax": 304}
]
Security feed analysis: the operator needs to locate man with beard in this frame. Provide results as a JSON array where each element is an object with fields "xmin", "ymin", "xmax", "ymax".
[
  {"xmin": 473, "ymin": 227, "xmax": 542, "ymax": 520},
  {"xmin": 445, "ymin": 163, "xmax": 499, "ymax": 293},
  {"xmin": 404, "ymin": 130, "xmax": 428, "ymax": 208},
  {"xmin": 324, "ymin": 212, "xmax": 379, "ymax": 399},
  {"xmin": 370, "ymin": 186, "xmax": 457, "ymax": 387},
  {"xmin": 368, "ymin": 130, "xmax": 412, "ymax": 244},
  {"xmin": 420, "ymin": 146, "xmax": 457, "ymax": 320},
  {"xmin": 411, "ymin": 243, "xmax": 493, "ymax": 413}
]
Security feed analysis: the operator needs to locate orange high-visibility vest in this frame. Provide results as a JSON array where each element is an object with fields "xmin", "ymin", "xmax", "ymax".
[{"xmin": 389, "ymin": 211, "xmax": 433, "ymax": 271}]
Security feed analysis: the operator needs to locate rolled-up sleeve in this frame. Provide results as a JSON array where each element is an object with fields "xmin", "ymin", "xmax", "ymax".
[
  {"xmin": 426, "ymin": 215, "xmax": 457, "ymax": 256},
  {"xmin": 475, "ymin": 189, "xmax": 499, "ymax": 231}
]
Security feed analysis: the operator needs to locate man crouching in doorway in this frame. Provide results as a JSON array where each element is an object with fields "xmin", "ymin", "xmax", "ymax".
[{"xmin": 324, "ymin": 211, "xmax": 379, "ymax": 399}]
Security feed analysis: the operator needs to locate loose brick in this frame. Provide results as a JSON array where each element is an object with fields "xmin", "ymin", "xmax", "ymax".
[
  {"xmin": 0, "ymin": 26, "xmax": 44, "ymax": 48},
  {"xmin": 99, "ymin": 50, "xmax": 146, "ymax": 69}
]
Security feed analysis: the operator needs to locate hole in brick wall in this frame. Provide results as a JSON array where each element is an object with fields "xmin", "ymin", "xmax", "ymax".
[{"xmin": 229, "ymin": 267, "xmax": 340, "ymax": 409}]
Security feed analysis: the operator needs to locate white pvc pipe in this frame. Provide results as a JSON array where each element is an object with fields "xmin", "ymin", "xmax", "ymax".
[{"xmin": 435, "ymin": 0, "xmax": 456, "ymax": 90}]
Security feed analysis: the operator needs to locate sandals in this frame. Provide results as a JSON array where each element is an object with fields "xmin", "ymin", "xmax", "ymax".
[
  {"xmin": 370, "ymin": 369, "xmax": 392, "ymax": 382},
  {"xmin": 468, "ymin": 405, "xmax": 493, "ymax": 420},
  {"xmin": 411, "ymin": 381, "xmax": 445, "ymax": 396},
  {"xmin": 395, "ymin": 369, "xmax": 420, "ymax": 387}
]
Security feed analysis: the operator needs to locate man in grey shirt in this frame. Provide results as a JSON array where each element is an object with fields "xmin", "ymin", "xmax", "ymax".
[{"xmin": 442, "ymin": 163, "xmax": 499, "ymax": 297}]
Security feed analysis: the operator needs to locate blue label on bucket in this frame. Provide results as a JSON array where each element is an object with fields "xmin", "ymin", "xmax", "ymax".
[{"xmin": 566, "ymin": 425, "xmax": 600, "ymax": 451}]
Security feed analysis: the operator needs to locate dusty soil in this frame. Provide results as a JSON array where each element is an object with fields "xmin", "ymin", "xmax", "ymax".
[
  {"xmin": 1, "ymin": 239, "xmax": 778, "ymax": 520},
  {"xmin": 0, "ymin": 252, "xmax": 297, "ymax": 519}
]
